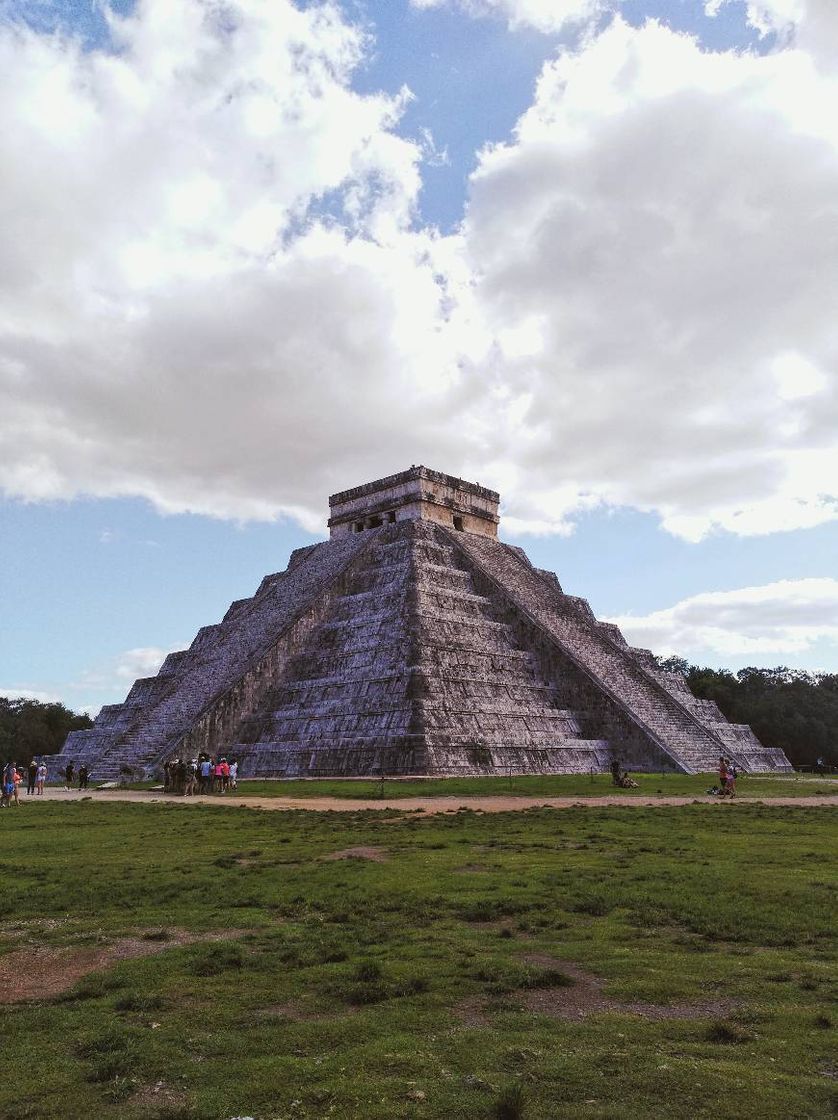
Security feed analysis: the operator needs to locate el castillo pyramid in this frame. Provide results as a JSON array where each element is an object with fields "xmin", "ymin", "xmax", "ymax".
[{"xmin": 58, "ymin": 466, "xmax": 791, "ymax": 780}]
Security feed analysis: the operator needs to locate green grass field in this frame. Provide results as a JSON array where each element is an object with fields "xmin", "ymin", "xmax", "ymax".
[
  {"xmin": 122, "ymin": 771, "xmax": 838, "ymax": 799},
  {"xmin": 1, "ymin": 800, "xmax": 835, "ymax": 1119}
]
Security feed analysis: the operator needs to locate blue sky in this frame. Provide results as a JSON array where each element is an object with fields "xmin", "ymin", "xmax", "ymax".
[{"xmin": 2, "ymin": 0, "xmax": 837, "ymax": 713}]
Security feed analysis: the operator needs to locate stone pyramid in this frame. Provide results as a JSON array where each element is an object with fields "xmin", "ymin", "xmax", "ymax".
[{"xmin": 58, "ymin": 467, "xmax": 791, "ymax": 780}]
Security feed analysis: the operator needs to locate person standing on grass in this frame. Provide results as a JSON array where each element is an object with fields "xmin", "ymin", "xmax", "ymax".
[
  {"xmin": 11, "ymin": 767, "xmax": 21, "ymax": 805},
  {"xmin": 726, "ymin": 763, "xmax": 737, "ymax": 798},
  {"xmin": 36, "ymin": 761, "xmax": 47, "ymax": 795},
  {"xmin": 64, "ymin": 761, "xmax": 74, "ymax": 791},
  {"xmin": 229, "ymin": 758, "xmax": 238, "ymax": 790},
  {"xmin": 718, "ymin": 756, "xmax": 728, "ymax": 797},
  {"xmin": 26, "ymin": 760, "xmax": 37, "ymax": 796},
  {"xmin": 1, "ymin": 761, "xmax": 15, "ymax": 808}
]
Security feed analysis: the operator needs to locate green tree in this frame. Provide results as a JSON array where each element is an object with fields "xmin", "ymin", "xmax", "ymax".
[{"xmin": 0, "ymin": 697, "xmax": 93, "ymax": 766}]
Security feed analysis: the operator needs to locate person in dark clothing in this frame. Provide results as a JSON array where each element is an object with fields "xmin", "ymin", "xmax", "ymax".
[
  {"xmin": 78, "ymin": 764, "xmax": 89, "ymax": 790},
  {"xmin": 27, "ymin": 761, "xmax": 37, "ymax": 795},
  {"xmin": 64, "ymin": 762, "xmax": 75, "ymax": 790}
]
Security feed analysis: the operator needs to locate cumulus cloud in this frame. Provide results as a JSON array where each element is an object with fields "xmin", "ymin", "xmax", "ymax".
[
  {"xmin": 709, "ymin": 1, "xmax": 838, "ymax": 70},
  {"xmin": 409, "ymin": 0, "xmax": 612, "ymax": 34},
  {"xmin": 0, "ymin": 0, "xmax": 480, "ymax": 526},
  {"xmin": 608, "ymin": 578, "xmax": 838, "ymax": 657},
  {"xmin": 1, "ymin": 1, "xmax": 838, "ymax": 543},
  {"xmin": 463, "ymin": 16, "xmax": 838, "ymax": 537}
]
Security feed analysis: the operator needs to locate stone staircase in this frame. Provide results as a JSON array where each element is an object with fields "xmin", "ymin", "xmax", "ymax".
[
  {"xmin": 446, "ymin": 528, "xmax": 790, "ymax": 774},
  {"xmin": 52, "ymin": 534, "xmax": 371, "ymax": 780},
  {"xmin": 238, "ymin": 522, "xmax": 608, "ymax": 776}
]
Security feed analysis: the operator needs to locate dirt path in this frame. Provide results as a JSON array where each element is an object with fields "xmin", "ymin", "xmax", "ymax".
[{"xmin": 28, "ymin": 789, "xmax": 838, "ymax": 814}]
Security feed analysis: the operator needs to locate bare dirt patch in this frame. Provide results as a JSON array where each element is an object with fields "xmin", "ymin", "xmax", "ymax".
[
  {"xmin": 452, "ymin": 996, "xmax": 493, "ymax": 1028},
  {"xmin": 322, "ymin": 846, "xmax": 389, "ymax": 862},
  {"xmin": 129, "ymin": 1081, "xmax": 189, "ymax": 1115},
  {"xmin": 454, "ymin": 863, "xmax": 490, "ymax": 874},
  {"xmin": 0, "ymin": 928, "xmax": 245, "ymax": 1003},
  {"xmin": 515, "ymin": 953, "xmax": 736, "ymax": 1021}
]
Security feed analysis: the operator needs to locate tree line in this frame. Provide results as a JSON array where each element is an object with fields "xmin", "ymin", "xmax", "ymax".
[
  {"xmin": 0, "ymin": 697, "xmax": 92, "ymax": 767},
  {"xmin": 657, "ymin": 659, "xmax": 838, "ymax": 769}
]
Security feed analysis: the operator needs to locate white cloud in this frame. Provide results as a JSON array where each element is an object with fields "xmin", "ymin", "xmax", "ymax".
[
  {"xmin": 409, "ymin": 0, "xmax": 612, "ymax": 33},
  {"xmin": 608, "ymin": 578, "xmax": 838, "ymax": 658},
  {"xmin": 76, "ymin": 645, "xmax": 179, "ymax": 690},
  {"xmin": 0, "ymin": 0, "xmax": 478, "ymax": 524},
  {"xmin": 715, "ymin": 1, "xmax": 838, "ymax": 71},
  {"xmin": 1, "ymin": 2, "xmax": 838, "ymax": 544},
  {"xmin": 0, "ymin": 688, "xmax": 62, "ymax": 703},
  {"xmin": 113, "ymin": 646, "xmax": 174, "ymax": 681},
  {"xmin": 461, "ymin": 16, "xmax": 838, "ymax": 537}
]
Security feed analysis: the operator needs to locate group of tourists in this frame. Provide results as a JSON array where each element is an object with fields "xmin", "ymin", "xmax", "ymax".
[
  {"xmin": 163, "ymin": 755, "xmax": 239, "ymax": 796},
  {"xmin": 2, "ymin": 759, "xmax": 48, "ymax": 806},
  {"xmin": 708, "ymin": 756, "xmax": 738, "ymax": 797}
]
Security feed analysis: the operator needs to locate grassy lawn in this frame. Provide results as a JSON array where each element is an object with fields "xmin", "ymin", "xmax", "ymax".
[
  {"xmin": 0, "ymin": 801, "xmax": 835, "ymax": 1119},
  {"xmin": 118, "ymin": 772, "xmax": 838, "ymax": 799}
]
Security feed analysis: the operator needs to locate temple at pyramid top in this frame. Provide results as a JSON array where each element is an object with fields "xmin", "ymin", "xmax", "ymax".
[{"xmin": 328, "ymin": 465, "xmax": 500, "ymax": 538}]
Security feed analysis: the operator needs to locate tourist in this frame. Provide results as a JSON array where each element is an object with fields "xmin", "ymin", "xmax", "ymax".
[
  {"xmin": 199, "ymin": 756, "xmax": 212, "ymax": 794},
  {"xmin": 185, "ymin": 759, "xmax": 198, "ymax": 796},
  {"xmin": 718, "ymin": 756, "xmax": 728, "ymax": 797},
  {"xmin": 64, "ymin": 761, "xmax": 75, "ymax": 791},
  {"xmin": 214, "ymin": 758, "xmax": 224, "ymax": 793},
  {"xmin": 26, "ymin": 760, "xmax": 37, "ymax": 796},
  {"xmin": 36, "ymin": 761, "xmax": 47, "ymax": 795},
  {"xmin": 11, "ymin": 767, "xmax": 21, "ymax": 805},
  {"xmin": 229, "ymin": 758, "xmax": 238, "ymax": 789},
  {"xmin": 1, "ymin": 761, "xmax": 15, "ymax": 808},
  {"xmin": 726, "ymin": 763, "xmax": 737, "ymax": 798}
]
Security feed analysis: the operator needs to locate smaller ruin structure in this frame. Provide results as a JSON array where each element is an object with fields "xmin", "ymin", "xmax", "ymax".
[{"xmin": 55, "ymin": 466, "xmax": 792, "ymax": 780}]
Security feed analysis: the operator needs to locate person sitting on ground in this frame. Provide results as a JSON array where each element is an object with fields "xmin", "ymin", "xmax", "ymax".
[{"xmin": 619, "ymin": 771, "xmax": 638, "ymax": 789}]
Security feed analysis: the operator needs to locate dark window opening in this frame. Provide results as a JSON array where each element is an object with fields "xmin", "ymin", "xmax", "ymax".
[
  {"xmin": 453, "ymin": 515, "xmax": 464, "ymax": 531},
  {"xmin": 368, "ymin": 515, "xmax": 383, "ymax": 528},
  {"xmin": 387, "ymin": 511, "xmax": 396, "ymax": 524},
  {"xmin": 355, "ymin": 522, "xmax": 364, "ymax": 533}
]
